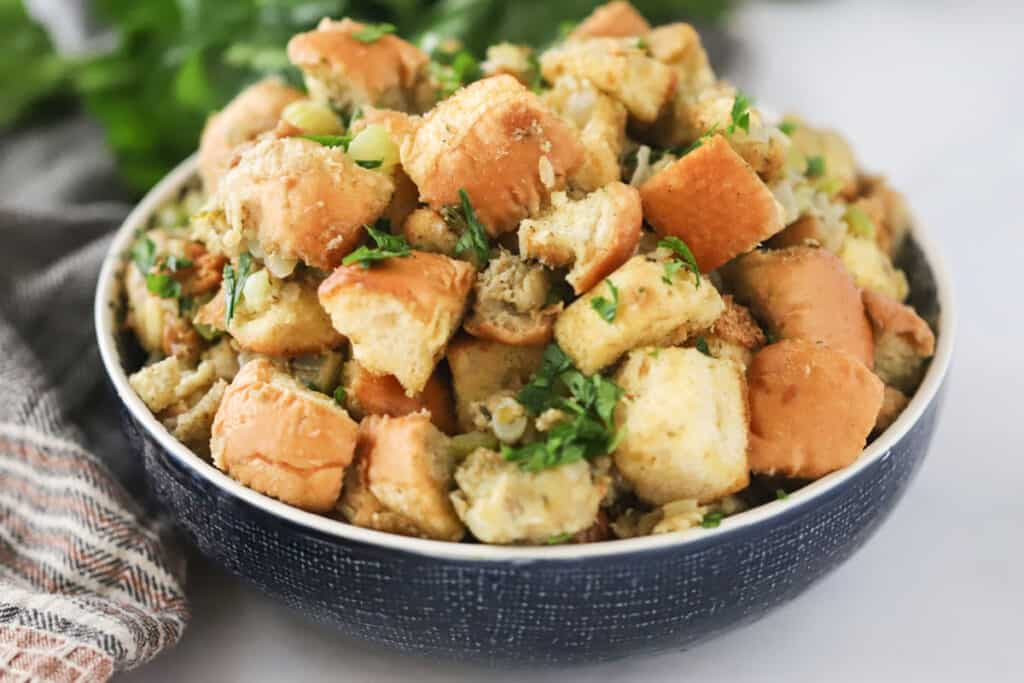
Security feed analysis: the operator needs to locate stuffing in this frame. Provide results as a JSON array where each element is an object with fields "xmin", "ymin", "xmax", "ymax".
[
  {"xmin": 874, "ymin": 385, "xmax": 910, "ymax": 435},
  {"xmin": 339, "ymin": 412, "xmax": 464, "ymax": 541},
  {"xmin": 746, "ymin": 339, "xmax": 884, "ymax": 479},
  {"xmin": 450, "ymin": 448, "xmax": 606, "ymax": 544},
  {"xmin": 645, "ymin": 23, "xmax": 715, "ymax": 95},
  {"xmin": 855, "ymin": 174, "xmax": 912, "ymax": 256},
  {"xmin": 539, "ymin": 38, "xmax": 676, "ymax": 124},
  {"xmin": 210, "ymin": 358, "xmax": 358, "ymax": 512},
  {"xmin": 216, "ymin": 136, "xmax": 395, "ymax": 270},
  {"xmin": 518, "ymin": 183, "xmax": 642, "ymax": 294},
  {"xmin": 341, "ymin": 360, "xmax": 457, "ymax": 435},
  {"xmin": 640, "ymin": 135, "xmax": 785, "ymax": 272},
  {"xmin": 611, "ymin": 499, "xmax": 707, "ymax": 538},
  {"xmin": 613, "ymin": 348, "xmax": 748, "ymax": 505},
  {"xmin": 554, "ymin": 253, "xmax": 725, "ymax": 375},
  {"xmin": 168, "ymin": 379, "xmax": 228, "ymax": 454},
  {"xmin": 446, "ymin": 337, "xmax": 545, "ymax": 432},
  {"xmin": 287, "ymin": 18, "xmax": 432, "ymax": 113},
  {"xmin": 202, "ymin": 339, "xmax": 240, "ymax": 381},
  {"xmin": 348, "ymin": 106, "xmax": 419, "ymax": 146},
  {"xmin": 401, "ymin": 75, "xmax": 584, "ymax": 236},
  {"xmin": 123, "ymin": 265, "xmax": 179, "ymax": 357},
  {"xmin": 862, "ymin": 289, "xmax": 936, "ymax": 393},
  {"xmin": 726, "ymin": 246, "xmax": 875, "ymax": 368},
  {"xmin": 129, "ymin": 357, "xmax": 216, "ymax": 414},
  {"xmin": 198, "ymin": 78, "xmax": 304, "ymax": 193},
  {"xmin": 464, "ymin": 251, "xmax": 562, "ymax": 346},
  {"xmin": 347, "ymin": 108, "xmax": 422, "ymax": 228},
  {"xmin": 481, "ymin": 43, "xmax": 536, "ymax": 84},
  {"xmin": 318, "ymin": 251, "xmax": 475, "ymax": 394},
  {"xmin": 569, "ymin": 1, "xmax": 651, "ymax": 40},
  {"xmin": 698, "ymin": 295, "xmax": 766, "ymax": 368},
  {"xmin": 784, "ymin": 117, "xmax": 859, "ymax": 198},
  {"xmin": 837, "ymin": 235, "xmax": 910, "ymax": 302},
  {"xmin": 399, "ymin": 208, "xmax": 459, "ymax": 255},
  {"xmin": 543, "ymin": 75, "xmax": 628, "ymax": 192}
]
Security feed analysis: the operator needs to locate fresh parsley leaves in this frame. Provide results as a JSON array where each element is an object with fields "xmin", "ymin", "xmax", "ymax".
[
  {"xmin": 222, "ymin": 252, "xmax": 252, "ymax": 326},
  {"xmin": 333, "ymin": 386, "xmax": 347, "ymax": 406},
  {"xmin": 778, "ymin": 121, "xmax": 798, "ymax": 136},
  {"xmin": 591, "ymin": 280, "xmax": 619, "ymax": 323},
  {"xmin": 355, "ymin": 159, "xmax": 383, "ymax": 169},
  {"xmin": 727, "ymin": 92, "xmax": 751, "ymax": 135},
  {"xmin": 695, "ymin": 336, "xmax": 711, "ymax": 356},
  {"xmin": 164, "ymin": 255, "xmax": 192, "ymax": 272},
  {"xmin": 298, "ymin": 134, "xmax": 352, "ymax": 149},
  {"xmin": 453, "ymin": 188, "xmax": 491, "ymax": 265},
  {"xmin": 775, "ymin": 488, "xmax": 789, "ymax": 501},
  {"xmin": 805, "ymin": 155, "xmax": 826, "ymax": 178},
  {"xmin": 133, "ymin": 237, "xmax": 193, "ymax": 300},
  {"xmin": 342, "ymin": 222, "xmax": 412, "ymax": 268},
  {"xmin": 701, "ymin": 511, "xmax": 724, "ymax": 529},
  {"xmin": 145, "ymin": 273, "xmax": 181, "ymax": 299},
  {"xmin": 429, "ymin": 49, "xmax": 481, "ymax": 99},
  {"xmin": 671, "ymin": 123, "xmax": 719, "ymax": 157},
  {"xmin": 132, "ymin": 237, "xmax": 156, "ymax": 275},
  {"xmin": 546, "ymin": 532, "xmax": 572, "ymax": 545},
  {"xmin": 351, "ymin": 23, "xmax": 396, "ymax": 44},
  {"xmin": 658, "ymin": 236, "xmax": 701, "ymax": 287}
]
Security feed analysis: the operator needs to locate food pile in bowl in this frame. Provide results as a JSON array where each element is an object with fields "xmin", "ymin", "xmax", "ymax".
[{"xmin": 120, "ymin": 1, "xmax": 936, "ymax": 546}]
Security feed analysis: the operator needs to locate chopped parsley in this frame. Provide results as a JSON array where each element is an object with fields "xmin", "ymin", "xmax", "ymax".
[
  {"xmin": 222, "ymin": 252, "xmax": 253, "ymax": 326},
  {"xmin": 695, "ymin": 336, "xmax": 711, "ymax": 356},
  {"xmin": 727, "ymin": 91, "xmax": 752, "ymax": 135},
  {"xmin": 546, "ymin": 532, "xmax": 572, "ymax": 545},
  {"xmin": 658, "ymin": 236, "xmax": 701, "ymax": 287},
  {"xmin": 133, "ymin": 238, "xmax": 192, "ymax": 300},
  {"xmin": 355, "ymin": 159, "xmax": 383, "ymax": 169},
  {"xmin": 305, "ymin": 381, "xmax": 321, "ymax": 393},
  {"xmin": 164, "ymin": 255, "xmax": 192, "ymax": 272},
  {"xmin": 701, "ymin": 511, "xmax": 724, "ymax": 529},
  {"xmin": 778, "ymin": 121, "xmax": 798, "ymax": 136},
  {"xmin": 527, "ymin": 52, "xmax": 544, "ymax": 93},
  {"xmin": 805, "ymin": 155, "xmax": 826, "ymax": 178},
  {"xmin": 342, "ymin": 222, "xmax": 412, "ymax": 268},
  {"xmin": 333, "ymin": 386, "xmax": 347, "ymax": 406},
  {"xmin": 429, "ymin": 49, "xmax": 481, "ymax": 99},
  {"xmin": 145, "ymin": 273, "xmax": 181, "ymax": 299},
  {"xmin": 131, "ymin": 237, "xmax": 156, "ymax": 275},
  {"xmin": 351, "ymin": 22, "xmax": 396, "ymax": 44},
  {"xmin": 672, "ymin": 123, "xmax": 719, "ymax": 157},
  {"xmin": 453, "ymin": 188, "xmax": 491, "ymax": 265},
  {"xmin": 590, "ymin": 280, "xmax": 619, "ymax": 323},
  {"xmin": 775, "ymin": 489, "xmax": 789, "ymax": 500},
  {"xmin": 633, "ymin": 37, "xmax": 649, "ymax": 51},
  {"xmin": 297, "ymin": 134, "xmax": 352, "ymax": 149}
]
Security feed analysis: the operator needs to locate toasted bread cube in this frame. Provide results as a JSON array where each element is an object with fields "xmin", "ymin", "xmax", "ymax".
[
  {"xmin": 698, "ymin": 295, "xmax": 766, "ymax": 368},
  {"xmin": 339, "ymin": 412, "xmax": 464, "ymax": 541},
  {"xmin": 785, "ymin": 117, "xmax": 859, "ymax": 198},
  {"xmin": 401, "ymin": 75, "xmax": 584, "ymax": 236},
  {"xmin": 543, "ymin": 75, "xmax": 628, "ymax": 192},
  {"xmin": 645, "ymin": 23, "xmax": 715, "ymax": 95},
  {"xmin": 129, "ymin": 357, "xmax": 216, "ymax": 414},
  {"xmin": 613, "ymin": 348, "xmax": 748, "ymax": 504},
  {"xmin": 518, "ymin": 183, "xmax": 641, "ymax": 294},
  {"xmin": 210, "ymin": 359, "xmax": 358, "ymax": 512},
  {"xmin": 540, "ymin": 38, "xmax": 675, "ymax": 124},
  {"xmin": 464, "ymin": 251, "xmax": 561, "ymax": 346},
  {"xmin": 640, "ymin": 135, "xmax": 784, "ymax": 272},
  {"xmin": 169, "ymin": 379, "xmax": 228, "ymax": 455},
  {"xmin": 446, "ymin": 337, "xmax": 545, "ymax": 432},
  {"xmin": 287, "ymin": 18, "xmax": 431, "ymax": 113},
  {"xmin": 874, "ymin": 385, "xmax": 910, "ymax": 434},
  {"xmin": 862, "ymin": 289, "xmax": 936, "ymax": 393},
  {"xmin": 747, "ymin": 339, "xmax": 884, "ymax": 479},
  {"xmin": 726, "ymin": 246, "xmax": 875, "ymax": 368},
  {"xmin": 341, "ymin": 360, "xmax": 456, "ymax": 435},
  {"xmin": 198, "ymin": 78, "xmax": 303, "ymax": 193},
  {"xmin": 399, "ymin": 208, "xmax": 459, "ymax": 256},
  {"xmin": 481, "ymin": 43, "xmax": 535, "ymax": 84},
  {"xmin": 555, "ymin": 254, "xmax": 725, "ymax": 375},
  {"xmin": 838, "ymin": 235, "xmax": 910, "ymax": 302},
  {"xmin": 569, "ymin": 1, "xmax": 651, "ymax": 40},
  {"xmin": 318, "ymin": 251, "xmax": 475, "ymax": 394},
  {"xmin": 217, "ymin": 136, "xmax": 394, "ymax": 270},
  {"xmin": 451, "ymin": 449, "xmax": 606, "ymax": 544}
]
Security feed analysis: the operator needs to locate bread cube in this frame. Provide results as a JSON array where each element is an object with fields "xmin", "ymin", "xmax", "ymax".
[
  {"xmin": 837, "ymin": 235, "xmax": 909, "ymax": 302},
  {"xmin": 399, "ymin": 208, "xmax": 459, "ymax": 256},
  {"xmin": 874, "ymin": 385, "xmax": 910, "ymax": 435},
  {"xmin": 698, "ymin": 294, "xmax": 766, "ymax": 367},
  {"xmin": 645, "ymin": 23, "xmax": 715, "ymax": 95},
  {"xmin": 446, "ymin": 337, "xmax": 545, "ymax": 432},
  {"xmin": 862, "ymin": 289, "xmax": 935, "ymax": 393},
  {"xmin": 785, "ymin": 117, "xmax": 859, "ymax": 198},
  {"xmin": 341, "ymin": 360, "xmax": 456, "ymax": 435},
  {"xmin": 464, "ymin": 251, "xmax": 562, "ymax": 346},
  {"xmin": 569, "ymin": 1, "xmax": 651, "ymax": 40}
]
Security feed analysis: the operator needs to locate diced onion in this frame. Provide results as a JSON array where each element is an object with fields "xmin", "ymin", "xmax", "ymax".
[
  {"xmin": 282, "ymin": 100, "xmax": 343, "ymax": 135},
  {"xmin": 347, "ymin": 124, "xmax": 400, "ymax": 174},
  {"xmin": 491, "ymin": 397, "xmax": 527, "ymax": 444},
  {"xmin": 264, "ymin": 253, "xmax": 298, "ymax": 279},
  {"xmin": 242, "ymin": 269, "xmax": 271, "ymax": 309}
]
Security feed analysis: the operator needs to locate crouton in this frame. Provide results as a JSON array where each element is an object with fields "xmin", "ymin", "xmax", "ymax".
[
  {"xmin": 169, "ymin": 379, "xmax": 228, "ymax": 454},
  {"xmin": 399, "ymin": 208, "xmax": 459, "ymax": 256},
  {"xmin": 862, "ymin": 289, "xmax": 935, "ymax": 393},
  {"xmin": 784, "ymin": 117, "xmax": 858, "ymax": 198},
  {"xmin": 543, "ymin": 75, "xmax": 627, "ymax": 192},
  {"xmin": 640, "ymin": 135, "xmax": 785, "ymax": 272},
  {"xmin": 129, "ymin": 357, "xmax": 216, "ymax": 414},
  {"xmin": 518, "ymin": 183, "xmax": 642, "ymax": 294},
  {"xmin": 726, "ymin": 246, "xmax": 875, "ymax": 368},
  {"xmin": 401, "ymin": 75, "xmax": 584, "ymax": 235},
  {"xmin": 645, "ymin": 23, "xmax": 715, "ymax": 95},
  {"xmin": 837, "ymin": 235, "xmax": 910, "ymax": 302},
  {"xmin": 318, "ymin": 251, "xmax": 475, "ymax": 394},
  {"xmin": 540, "ymin": 38, "xmax": 676, "ymax": 124},
  {"xmin": 874, "ymin": 385, "xmax": 910, "ymax": 434},
  {"xmin": 341, "ymin": 360, "xmax": 457, "ymax": 435},
  {"xmin": 210, "ymin": 358, "xmax": 358, "ymax": 512},
  {"xmin": 698, "ymin": 295, "xmax": 766, "ymax": 367},
  {"xmin": 217, "ymin": 136, "xmax": 394, "ymax": 270},
  {"xmin": 195, "ymin": 271, "xmax": 343, "ymax": 357},
  {"xmin": 123, "ymin": 264, "xmax": 178, "ymax": 356},
  {"xmin": 287, "ymin": 18, "xmax": 432, "ymax": 113},
  {"xmin": 450, "ymin": 449, "xmax": 606, "ymax": 544},
  {"xmin": 339, "ymin": 412, "xmax": 464, "ymax": 541},
  {"xmin": 554, "ymin": 253, "xmax": 725, "ymax": 375},
  {"xmin": 613, "ymin": 348, "xmax": 748, "ymax": 504},
  {"xmin": 569, "ymin": 1, "xmax": 651, "ymax": 40},
  {"xmin": 198, "ymin": 78, "xmax": 304, "ymax": 193},
  {"xmin": 446, "ymin": 337, "xmax": 545, "ymax": 432},
  {"xmin": 856, "ymin": 174, "xmax": 912, "ymax": 256},
  {"xmin": 767, "ymin": 213, "xmax": 828, "ymax": 250},
  {"xmin": 464, "ymin": 251, "xmax": 562, "ymax": 346},
  {"xmin": 746, "ymin": 339, "xmax": 884, "ymax": 479},
  {"xmin": 481, "ymin": 43, "xmax": 536, "ymax": 84}
]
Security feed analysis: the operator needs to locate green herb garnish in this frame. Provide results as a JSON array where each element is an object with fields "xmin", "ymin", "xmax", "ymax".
[
  {"xmin": 672, "ymin": 123, "xmax": 719, "ymax": 157},
  {"xmin": 591, "ymin": 280, "xmax": 619, "ymax": 323},
  {"xmin": 429, "ymin": 50, "xmax": 481, "ymax": 99},
  {"xmin": 658, "ymin": 236, "xmax": 701, "ymax": 287},
  {"xmin": 351, "ymin": 23, "xmax": 396, "ymax": 44},
  {"xmin": 355, "ymin": 159, "xmax": 383, "ymax": 169},
  {"xmin": 779, "ymin": 121, "xmax": 798, "ymax": 136},
  {"xmin": 695, "ymin": 336, "xmax": 711, "ymax": 356},
  {"xmin": 634, "ymin": 37, "xmax": 649, "ymax": 51},
  {"xmin": 343, "ymin": 222, "xmax": 412, "ymax": 268},
  {"xmin": 453, "ymin": 188, "xmax": 491, "ymax": 265},
  {"xmin": 222, "ymin": 252, "xmax": 252, "ymax": 326},
  {"xmin": 844, "ymin": 205, "xmax": 876, "ymax": 239},
  {"xmin": 298, "ymin": 134, "xmax": 352, "ymax": 149},
  {"xmin": 164, "ymin": 255, "xmax": 192, "ymax": 272},
  {"xmin": 527, "ymin": 52, "xmax": 544, "ymax": 93},
  {"xmin": 805, "ymin": 155, "xmax": 826, "ymax": 178},
  {"xmin": 727, "ymin": 91, "xmax": 751, "ymax": 135},
  {"xmin": 775, "ymin": 489, "xmax": 789, "ymax": 500},
  {"xmin": 546, "ymin": 532, "xmax": 572, "ymax": 545},
  {"xmin": 333, "ymin": 386, "xmax": 347, "ymax": 406},
  {"xmin": 132, "ymin": 236, "xmax": 156, "ymax": 275},
  {"xmin": 145, "ymin": 273, "xmax": 181, "ymax": 299},
  {"xmin": 701, "ymin": 511, "xmax": 724, "ymax": 528}
]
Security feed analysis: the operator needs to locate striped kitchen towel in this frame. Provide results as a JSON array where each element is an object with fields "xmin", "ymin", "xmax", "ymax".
[{"xmin": 0, "ymin": 117, "xmax": 188, "ymax": 681}]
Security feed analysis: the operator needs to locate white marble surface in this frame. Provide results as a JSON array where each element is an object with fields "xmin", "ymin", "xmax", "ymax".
[{"xmin": 121, "ymin": 1, "xmax": 1024, "ymax": 681}]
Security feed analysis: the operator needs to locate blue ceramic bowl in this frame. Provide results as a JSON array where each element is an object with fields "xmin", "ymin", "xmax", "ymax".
[{"xmin": 95, "ymin": 157, "xmax": 954, "ymax": 665}]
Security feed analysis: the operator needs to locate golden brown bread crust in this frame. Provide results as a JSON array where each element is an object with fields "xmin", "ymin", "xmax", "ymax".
[
  {"xmin": 218, "ymin": 136, "xmax": 394, "ymax": 270},
  {"xmin": 210, "ymin": 359, "xmax": 358, "ymax": 512},
  {"xmin": 198, "ymin": 78, "xmax": 303, "ymax": 193},
  {"xmin": 874, "ymin": 385, "xmax": 910, "ymax": 434},
  {"xmin": 341, "ymin": 360, "xmax": 457, "ymax": 435},
  {"xmin": 711, "ymin": 295, "xmax": 767, "ymax": 351},
  {"xmin": 401, "ymin": 75, "xmax": 584, "ymax": 236},
  {"xmin": 569, "ymin": 1, "xmax": 651, "ymax": 40},
  {"xmin": 861, "ymin": 289, "xmax": 935, "ymax": 357},
  {"xmin": 640, "ymin": 135, "xmax": 784, "ymax": 272},
  {"xmin": 463, "ymin": 252, "xmax": 561, "ymax": 346},
  {"xmin": 727, "ymin": 246, "xmax": 875, "ymax": 368},
  {"xmin": 645, "ymin": 23, "xmax": 715, "ymax": 94},
  {"xmin": 399, "ymin": 208, "xmax": 459, "ymax": 255},
  {"xmin": 746, "ymin": 339, "xmax": 884, "ymax": 479},
  {"xmin": 446, "ymin": 336, "xmax": 545, "ymax": 431},
  {"xmin": 766, "ymin": 213, "xmax": 826, "ymax": 249}
]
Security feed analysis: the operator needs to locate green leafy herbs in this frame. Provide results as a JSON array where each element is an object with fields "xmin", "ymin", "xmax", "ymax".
[
  {"xmin": 701, "ymin": 511, "xmax": 724, "ymax": 528},
  {"xmin": 526, "ymin": 52, "xmax": 544, "ymax": 93},
  {"xmin": 633, "ymin": 37, "xmax": 649, "ymax": 51},
  {"xmin": 453, "ymin": 189, "xmax": 491, "ymax": 265},
  {"xmin": 133, "ymin": 236, "xmax": 193, "ymax": 299},
  {"xmin": 428, "ymin": 48, "xmax": 481, "ymax": 99},
  {"xmin": 805, "ymin": 155, "xmax": 826, "ymax": 178},
  {"xmin": 222, "ymin": 252, "xmax": 253, "ymax": 326},
  {"xmin": 695, "ymin": 336, "xmax": 711, "ymax": 356},
  {"xmin": 351, "ymin": 22, "xmax": 396, "ymax": 43},
  {"xmin": 775, "ymin": 488, "xmax": 789, "ymax": 501},
  {"xmin": 727, "ymin": 91, "xmax": 751, "ymax": 135},
  {"xmin": 164, "ymin": 255, "xmax": 192, "ymax": 272},
  {"xmin": 844, "ymin": 205, "xmax": 876, "ymax": 239},
  {"xmin": 503, "ymin": 344, "xmax": 624, "ymax": 472},
  {"xmin": 778, "ymin": 120, "xmax": 798, "ymax": 136},
  {"xmin": 342, "ymin": 222, "xmax": 412, "ymax": 268},
  {"xmin": 658, "ymin": 236, "xmax": 701, "ymax": 287},
  {"xmin": 145, "ymin": 273, "xmax": 181, "ymax": 299},
  {"xmin": 333, "ymin": 386, "xmax": 347, "ymax": 406},
  {"xmin": 355, "ymin": 159, "xmax": 383, "ymax": 169},
  {"xmin": 298, "ymin": 133, "xmax": 352, "ymax": 149},
  {"xmin": 671, "ymin": 123, "xmax": 719, "ymax": 157},
  {"xmin": 590, "ymin": 280, "xmax": 619, "ymax": 323},
  {"xmin": 546, "ymin": 532, "xmax": 572, "ymax": 545},
  {"xmin": 131, "ymin": 236, "xmax": 157, "ymax": 275}
]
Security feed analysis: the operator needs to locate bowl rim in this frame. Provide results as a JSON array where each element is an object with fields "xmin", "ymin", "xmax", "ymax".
[{"xmin": 95, "ymin": 154, "xmax": 956, "ymax": 563}]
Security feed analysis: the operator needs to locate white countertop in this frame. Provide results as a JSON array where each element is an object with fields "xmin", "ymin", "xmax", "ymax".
[{"xmin": 121, "ymin": 1, "xmax": 1024, "ymax": 680}]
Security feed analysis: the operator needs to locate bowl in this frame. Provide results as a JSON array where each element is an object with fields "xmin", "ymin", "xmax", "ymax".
[{"xmin": 95, "ymin": 155, "xmax": 955, "ymax": 665}]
